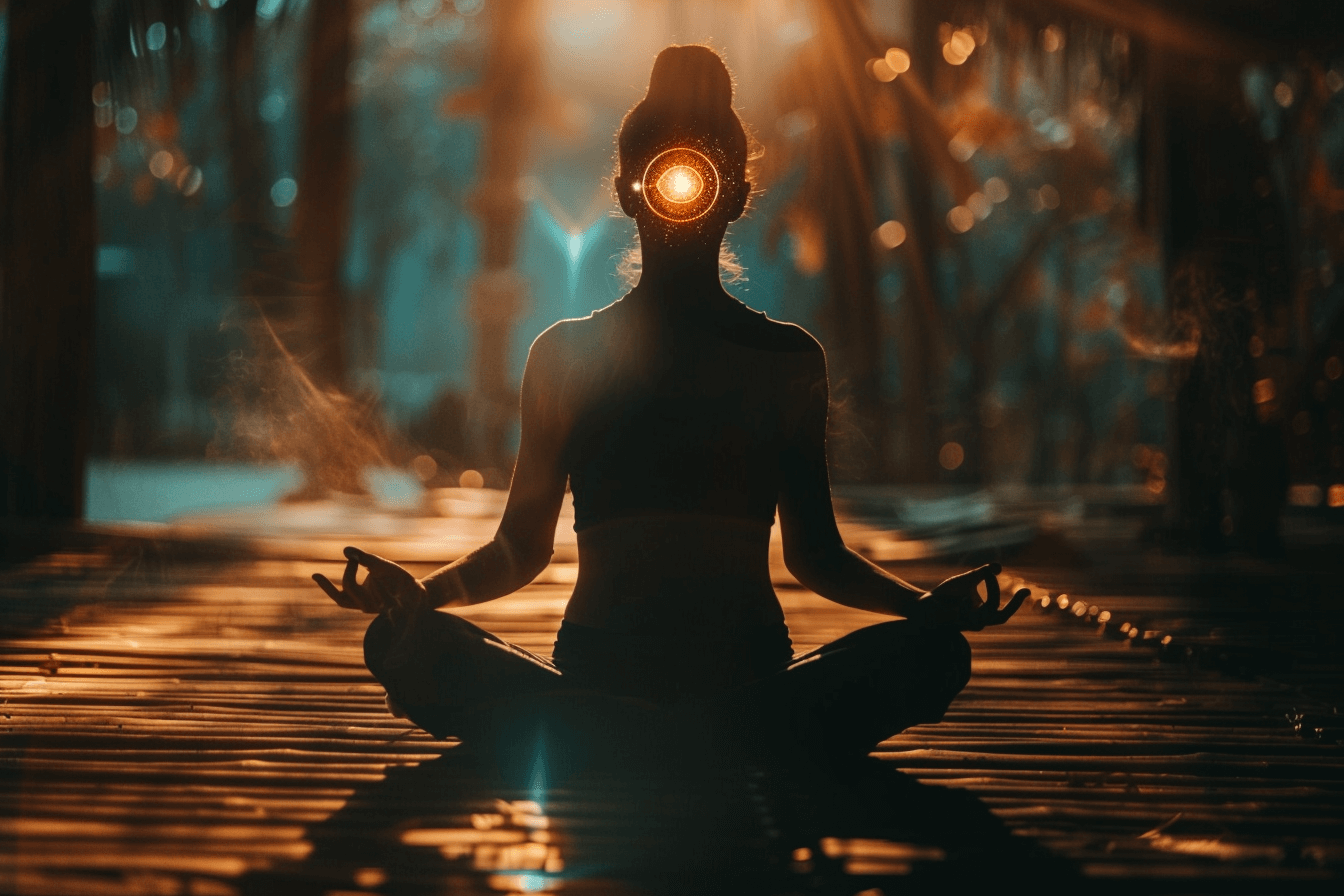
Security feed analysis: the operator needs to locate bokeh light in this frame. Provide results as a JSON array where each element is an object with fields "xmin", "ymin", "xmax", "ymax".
[
  {"xmin": 875, "ymin": 220, "xmax": 906, "ymax": 249},
  {"xmin": 869, "ymin": 57, "xmax": 897, "ymax": 82},
  {"xmin": 947, "ymin": 205, "xmax": 974, "ymax": 233},
  {"xmin": 939, "ymin": 442, "xmax": 965, "ymax": 470},
  {"xmin": 884, "ymin": 48, "xmax": 911, "ymax": 74},
  {"xmin": 149, "ymin": 150, "xmax": 174, "ymax": 179},
  {"xmin": 115, "ymin": 107, "xmax": 138, "ymax": 134},
  {"xmin": 271, "ymin": 176, "xmax": 298, "ymax": 208}
]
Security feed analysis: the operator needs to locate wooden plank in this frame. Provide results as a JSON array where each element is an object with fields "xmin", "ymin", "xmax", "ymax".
[{"xmin": 0, "ymin": 506, "xmax": 1340, "ymax": 895}]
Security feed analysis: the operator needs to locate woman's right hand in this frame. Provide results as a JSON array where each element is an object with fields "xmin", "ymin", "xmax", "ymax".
[
  {"xmin": 907, "ymin": 563, "xmax": 1029, "ymax": 631},
  {"xmin": 313, "ymin": 546, "xmax": 428, "ymax": 620}
]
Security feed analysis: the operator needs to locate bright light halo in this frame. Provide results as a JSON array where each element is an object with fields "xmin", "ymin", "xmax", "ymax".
[{"xmin": 641, "ymin": 147, "xmax": 720, "ymax": 222}]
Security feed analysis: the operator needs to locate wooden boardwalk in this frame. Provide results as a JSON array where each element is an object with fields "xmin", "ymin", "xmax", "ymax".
[{"xmin": 1, "ymin": 493, "xmax": 1341, "ymax": 894}]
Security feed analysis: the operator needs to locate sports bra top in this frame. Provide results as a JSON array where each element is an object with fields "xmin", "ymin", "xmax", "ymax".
[{"xmin": 551, "ymin": 293, "xmax": 823, "ymax": 533}]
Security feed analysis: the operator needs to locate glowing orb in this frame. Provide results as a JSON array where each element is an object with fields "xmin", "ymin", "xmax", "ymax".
[
  {"xmin": 657, "ymin": 166, "xmax": 703, "ymax": 203},
  {"xmin": 640, "ymin": 147, "xmax": 720, "ymax": 223}
]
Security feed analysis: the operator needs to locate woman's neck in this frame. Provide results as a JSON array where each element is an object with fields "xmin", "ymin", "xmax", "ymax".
[{"xmin": 633, "ymin": 250, "xmax": 731, "ymax": 311}]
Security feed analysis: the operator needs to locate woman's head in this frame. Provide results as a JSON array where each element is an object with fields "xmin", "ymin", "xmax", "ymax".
[{"xmin": 615, "ymin": 45, "xmax": 752, "ymax": 244}]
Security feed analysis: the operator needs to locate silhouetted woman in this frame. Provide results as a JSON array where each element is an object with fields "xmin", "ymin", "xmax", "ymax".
[{"xmin": 315, "ymin": 45, "xmax": 1028, "ymax": 764}]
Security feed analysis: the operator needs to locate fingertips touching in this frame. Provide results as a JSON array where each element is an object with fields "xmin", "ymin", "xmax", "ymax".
[
  {"xmin": 1000, "ymin": 587, "xmax": 1031, "ymax": 619},
  {"xmin": 984, "ymin": 574, "xmax": 1002, "ymax": 610}
]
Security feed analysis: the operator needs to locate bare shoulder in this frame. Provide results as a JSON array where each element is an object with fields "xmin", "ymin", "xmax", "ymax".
[
  {"xmin": 527, "ymin": 310, "xmax": 607, "ymax": 366},
  {"xmin": 722, "ymin": 302, "xmax": 825, "ymax": 357}
]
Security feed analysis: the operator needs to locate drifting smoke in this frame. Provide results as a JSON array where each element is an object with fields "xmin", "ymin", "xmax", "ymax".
[{"xmin": 213, "ymin": 311, "xmax": 387, "ymax": 500}]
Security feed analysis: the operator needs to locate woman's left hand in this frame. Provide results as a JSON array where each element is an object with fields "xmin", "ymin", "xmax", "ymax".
[
  {"xmin": 313, "ymin": 547, "xmax": 428, "ymax": 619},
  {"xmin": 908, "ymin": 563, "xmax": 1030, "ymax": 631}
]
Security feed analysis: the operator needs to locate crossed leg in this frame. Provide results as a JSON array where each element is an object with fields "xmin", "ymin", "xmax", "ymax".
[
  {"xmin": 727, "ymin": 621, "xmax": 972, "ymax": 759},
  {"xmin": 365, "ymin": 610, "xmax": 970, "ymax": 762}
]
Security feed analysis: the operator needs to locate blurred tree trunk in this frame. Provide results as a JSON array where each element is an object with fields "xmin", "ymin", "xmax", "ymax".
[
  {"xmin": 464, "ymin": 0, "xmax": 540, "ymax": 477},
  {"xmin": 291, "ymin": 0, "xmax": 353, "ymax": 393},
  {"xmin": 892, "ymin": 0, "xmax": 944, "ymax": 483},
  {"xmin": 800, "ymin": 0, "xmax": 888, "ymax": 480},
  {"xmin": 1145, "ymin": 50, "xmax": 1290, "ymax": 554},
  {"xmin": 1, "ymin": 0, "xmax": 96, "ymax": 532},
  {"xmin": 222, "ymin": 0, "xmax": 271, "ymax": 281}
]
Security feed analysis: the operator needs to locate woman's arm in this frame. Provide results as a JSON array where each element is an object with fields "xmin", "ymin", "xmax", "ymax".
[
  {"xmin": 314, "ymin": 325, "xmax": 571, "ymax": 614},
  {"xmin": 419, "ymin": 326, "xmax": 570, "ymax": 608},
  {"xmin": 776, "ymin": 348, "xmax": 925, "ymax": 617},
  {"xmin": 776, "ymin": 347, "xmax": 1028, "ymax": 628}
]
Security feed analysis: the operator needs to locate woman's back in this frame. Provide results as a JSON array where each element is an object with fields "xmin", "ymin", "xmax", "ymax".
[{"xmin": 546, "ymin": 290, "xmax": 824, "ymax": 634}]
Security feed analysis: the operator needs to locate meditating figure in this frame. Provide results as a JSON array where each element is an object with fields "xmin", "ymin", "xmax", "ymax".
[{"xmin": 314, "ymin": 45, "xmax": 1028, "ymax": 764}]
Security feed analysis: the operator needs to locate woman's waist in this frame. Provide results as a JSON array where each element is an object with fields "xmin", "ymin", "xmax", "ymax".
[
  {"xmin": 574, "ymin": 513, "xmax": 774, "ymax": 572},
  {"xmin": 570, "ymin": 515, "xmax": 777, "ymax": 621},
  {"xmin": 564, "ymin": 582, "xmax": 784, "ymax": 632}
]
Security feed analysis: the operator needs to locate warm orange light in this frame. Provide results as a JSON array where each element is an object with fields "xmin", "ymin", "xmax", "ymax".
[
  {"xmin": 149, "ymin": 150, "xmax": 174, "ymax": 179},
  {"xmin": 1253, "ymin": 377, "xmax": 1276, "ymax": 404},
  {"xmin": 1289, "ymin": 484, "xmax": 1322, "ymax": 506},
  {"xmin": 939, "ymin": 441, "xmax": 965, "ymax": 470},
  {"xmin": 870, "ymin": 57, "xmax": 898, "ymax": 82},
  {"xmin": 657, "ymin": 165, "xmax": 703, "ymax": 204},
  {"xmin": 885, "ymin": 48, "xmax": 911, "ymax": 73},
  {"xmin": 949, "ymin": 30, "xmax": 975, "ymax": 57},
  {"xmin": 875, "ymin": 220, "xmax": 906, "ymax": 249},
  {"xmin": 944, "ymin": 28, "xmax": 975, "ymax": 65},
  {"xmin": 641, "ymin": 146, "xmax": 720, "ymax": 223}
]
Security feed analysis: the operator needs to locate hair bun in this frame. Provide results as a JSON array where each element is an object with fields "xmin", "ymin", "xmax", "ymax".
[{"xmin": 644, "ymin": 45, "xmax": 734, "ymax": 117}]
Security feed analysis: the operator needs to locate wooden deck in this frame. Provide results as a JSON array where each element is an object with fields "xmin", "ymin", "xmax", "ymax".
[{"xmin": 1, "ymin": 492, "xmax": 1341, "ymax": 894}]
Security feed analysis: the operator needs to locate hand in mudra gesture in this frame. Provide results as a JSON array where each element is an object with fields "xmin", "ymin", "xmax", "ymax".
[
  {"xmin": 313, "ymin": 547, "xmax": 428, "ymax": 620},
  {"xmin": 909, "ymin": 563, "xmax": 1029, "ymax": 631}
]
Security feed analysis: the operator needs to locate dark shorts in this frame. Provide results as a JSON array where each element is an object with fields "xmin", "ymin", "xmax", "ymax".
[{"xmin": 550, "ymin": 619, "xmax": 794, "ymax": 704}]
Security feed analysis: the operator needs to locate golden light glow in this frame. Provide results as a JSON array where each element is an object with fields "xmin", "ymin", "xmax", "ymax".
[
  {"xmin": 885, "ymin": 48, "xmax": 911, "ymax": 73},
  {"xmin": 966, "ymin": 191, "xmax": 992, "ymax": 220},
  {"xmin": 949, "ymin": 30, "xmax": 975, "ymax": 57},
  {"xmin": 1253, "ymin": 377, "xmax": 1276, "ymax": 404},
  {"xmin": 984, "ymin": 176, "xmax": 1010, "ymax": 203},
  {"xmin": 943, "ymin": 28, "xmax": 976, "ymax": 65},
  {"xmin": 939, "ymin": 441, "xmax": 965, "ymax": 470},
  {"xmin": 875, "ymin": 220, "xmax": 906, "ymax": 249},
  {"xmin": 641, "ymin": 146, "xmax": 720, "ymax": 223},
  {"xmin": 1289, "ymin": 484, "xmax": 1322, "ymax": 507},
  {"xmin": 870, "ymin": 57, "xmax": 898, "ymax": 82},
  {"xmin": 947, "ymin": 205, "xmax": 974, "ymax": 233},
  {"xmin": 149, "ymin": 150, "xmax": 174, "ymax": 179},
  {"xmin": 657, "ymin": 165, "xmax": 703, "ymax": 204}
]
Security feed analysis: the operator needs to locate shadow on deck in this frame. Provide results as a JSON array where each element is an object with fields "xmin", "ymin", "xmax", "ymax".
[{"xmin": 237, "ymin": 741, "xmax": 1073, "ymax": 895}]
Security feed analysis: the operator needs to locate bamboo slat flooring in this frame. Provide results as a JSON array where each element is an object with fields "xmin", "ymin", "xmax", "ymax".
[{"xmin": 1, "ymin": 494, "xmax": 1341, "ymax": 895}]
